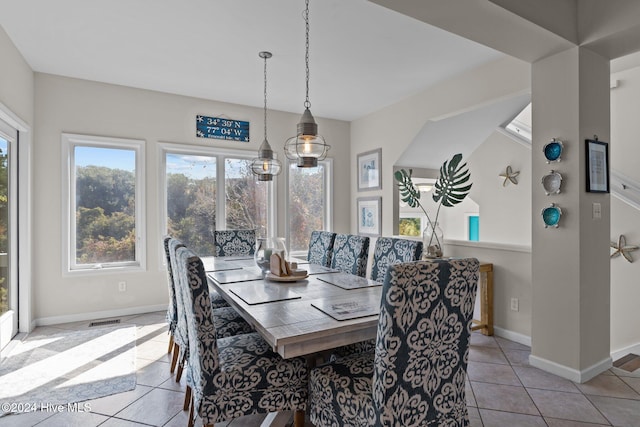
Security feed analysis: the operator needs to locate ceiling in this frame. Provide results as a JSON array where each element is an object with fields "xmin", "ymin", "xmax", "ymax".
[{"xmin": 0, "ymin": 0, "xmax": 504, "ymax": 122}]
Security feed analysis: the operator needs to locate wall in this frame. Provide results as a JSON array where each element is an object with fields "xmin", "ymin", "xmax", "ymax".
[
  {"xmin": 610, "ymin": 64, "xmax": 640, "ymax": 357},
  {"xmin": 33, "ymin": 73, "xmax": 350, "ymax": 323},
  {"xmin": 350, "ymin": 56, "xmax": 531, "ymax": 237},
  {"xmin": 0, "ymin": 26, "xmax": 34, "ymax": 125}
]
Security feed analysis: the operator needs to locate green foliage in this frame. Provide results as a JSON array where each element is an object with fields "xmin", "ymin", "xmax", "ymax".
[
  {"xmin": 432, "ymin": 153, "xmax": 472, "ymax": 207},
  {"xmin": 394, "ymin": 169, "xmax": 421, "ymax": 209},
  {"xmin": 399, "ymin": 218, "xmax": 421, "ymax": 237}
]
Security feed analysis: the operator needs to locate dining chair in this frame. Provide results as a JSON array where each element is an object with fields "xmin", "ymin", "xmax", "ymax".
[
  {"xmin": 169, "ymin": 238, "xmax": 253, "ymax": 381},
  {"xmin": 214, "ymin": 229, "xmax": 256, "ymax": 257},
  {"xmin": 309, "ymin": 258, "xmax": 479, "ymax": 427},
  {"xmin": 307, "ymin": 230, "xmax": 337, "ymax": 267},
  {"xmin": 370, "ymin": 237, "xmax": 423, "ymax": 283},
  {"xmin": 176, "ymin": 246, "xmax": 308, "ymax": 427},
  {"xmin": 330, "ymin": 234, "xmax": 370, "ymax": 277}
]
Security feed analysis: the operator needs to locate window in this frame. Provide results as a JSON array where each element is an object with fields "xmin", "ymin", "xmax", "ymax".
[
  {"xmin": 399, "ymin": 214, "xmax": 424, "ymax": 237},
  {"xmin": 286, "ymin": 159, "xmax": 332, "ymax": 256},
  {"xmin": 161, "ymin": 144, "xmax": 274, "ymax": 258},
  {"xmin": 62, "ymin": 134, "xmax": 145, "ymax": 273}
]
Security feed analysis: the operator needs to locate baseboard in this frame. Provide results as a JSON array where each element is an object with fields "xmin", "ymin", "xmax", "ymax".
[
  {"xmin": 529, "ymin": 354, "xmax": 612, "ymax": 383},
  {"xmin": 611, "ymin": 342, "xmax": 640, "ymax": 363},
  {"xmin": 35, "ymin": 304, "xmax": 167, "ymax": 327},
  {"xmin": 493, "ymin": 326, "xmax": 532, "ymax": 347}
]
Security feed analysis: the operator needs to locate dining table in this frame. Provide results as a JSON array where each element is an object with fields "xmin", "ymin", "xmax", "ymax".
[{"xmin": 204, "ymin": 255, "xmax": 383, "ymax": 360}]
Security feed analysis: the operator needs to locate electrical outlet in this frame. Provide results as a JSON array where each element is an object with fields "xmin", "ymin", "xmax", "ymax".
[
  {"xmin": 118, "ymin": 281, "xmax": 126, "ymax": 292},
  {"xmin": 510, "ymin": 298, "xmax": 519, "ymax": 312}
]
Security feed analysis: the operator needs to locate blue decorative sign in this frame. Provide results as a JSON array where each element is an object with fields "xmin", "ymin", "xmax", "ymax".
[{"xmin": 196, "ymin": 115, "xmax": 250, "ymax": 142}]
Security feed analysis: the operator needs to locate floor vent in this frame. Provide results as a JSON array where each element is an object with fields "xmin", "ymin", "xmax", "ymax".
[
  {"xmin": 613, "ymin": 353, "xmax": 640, "ymax": 372},
  {"xmin": 89, "ymin": 319, "xmax": 121, "ymax": 327}
]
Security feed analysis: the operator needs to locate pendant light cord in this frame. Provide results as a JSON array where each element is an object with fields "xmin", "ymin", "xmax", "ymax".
[
  {"xmin": 263, "ymin": 53, "xmax": 268, "ymax": 141},
  {"xmin": 304, "ymin": 0, "xmax": 311, "ymax": 110}
]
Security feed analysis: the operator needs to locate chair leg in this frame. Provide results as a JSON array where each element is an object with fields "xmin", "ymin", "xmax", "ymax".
[
  {"xmin": 187, "ymin": 395, "xmax": 195, "ymax": 427},
  {"xmin": 167, "ymin": 334, "xmax": 174, "ymax": 354},
  {"xmin": 170, "ymin": 343, "xmax": 180, "ymax": 373},
  {"xmin": 183, "ymin": 385, "xmax": 191, "ymax": 411},
  {"xmin": 293, "ymin": 410, "xmax": 305, "ymax": 427},
  {"xmin": 176, "ymin": 354, "xmax": 186, "ymax": 382}
]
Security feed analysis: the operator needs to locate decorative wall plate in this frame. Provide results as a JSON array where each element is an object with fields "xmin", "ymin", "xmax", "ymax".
[
  {"xmin": 542, "ymin": 170, "xmax": 563, "ymax": 195},
  {"xmin": 541, "ymin": 203, "xmax": 562, "ymax": 228},
  {"xmin": 543, "ymin": 138, "xmax": 563, "ymax": 163}
]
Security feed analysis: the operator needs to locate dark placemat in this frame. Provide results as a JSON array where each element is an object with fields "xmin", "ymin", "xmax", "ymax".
[{"xmin": 317, "ymin": 272, "xmax": 381, "ymax": 290}]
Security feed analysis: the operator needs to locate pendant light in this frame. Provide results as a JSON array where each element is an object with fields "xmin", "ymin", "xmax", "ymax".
[
  {"xmin": 284, "ymin": 0, "xmax": 330, "ymax": 168},
  {"xmin": 251, "ymin": 51, "xmax": 282, "ymax": 181}
]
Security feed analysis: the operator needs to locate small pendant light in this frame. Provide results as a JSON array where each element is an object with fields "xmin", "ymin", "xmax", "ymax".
[
  {"xmin": 251, "ymin": 51, "xmax": 282, "ymax": 181},
  {"xmin": 284, "ymin": 0, "xmax": 330, "ymax": 168}
]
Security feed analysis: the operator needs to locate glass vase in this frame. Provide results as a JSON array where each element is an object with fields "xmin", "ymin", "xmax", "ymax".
[
  {"xmin": 422, "ymin": 222, "xmax": 444, "ymax": 258},
  {"xmin": 254, "ymin": 237, "xmax": 287, "ymax": 275}
]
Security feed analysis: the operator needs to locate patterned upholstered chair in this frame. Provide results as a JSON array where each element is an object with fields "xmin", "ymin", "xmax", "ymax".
[
  {"xmin": 169, "ymin": 238, "xmax": 253, "ymax": 381},
  {"xmin": 176, "ymin": 247, "xmax": 308, "ymax": 427},
  {"xmin": 370, "ymin": 237, "xmax": 423, "ymax": 283},
  {"xmin": 330, "ymin": 234, "xmax": 370, "ymax": 277},
  {"xmin": 214, "ymin": 229, "xmax": 256, "ymax": 257},
  {"xmin": 309, "ymin": 258, "xmax": 479, "ymax": 427},
  {"xmin": 307, "ymin": 230, "xmax": 337, "ymax": 267}
]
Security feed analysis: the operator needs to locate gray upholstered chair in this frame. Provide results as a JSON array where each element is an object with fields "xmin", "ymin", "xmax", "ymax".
[
  {"xmin": 168, "ymin": 238, "xmax": 253, "ymax": 381},
  {"xmin": 307, "ymin": 230, "xmax": 337, "ymax": 267},
  {"xmin": 309, "ymin": 258, "xmax": 479, "ymax": 427},
  {"xmin": 330, "ymin": 234, "xmax": 370, "ymax": 277},
  {"xmin": 214, "ymin": 229, "xmax": 256, "ymax": 257},
  {"xmin": 177, "ymin": 246, "xmax": 308, "ymax": 427},
  {"xmin": 370, "ymin": 237, "xmax": 423, "ymax": 283}
]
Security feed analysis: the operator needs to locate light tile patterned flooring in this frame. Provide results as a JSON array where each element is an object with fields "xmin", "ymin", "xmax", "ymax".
[{"xmin": 1, "ymin": 311, "xmax": 640, "ymax": 426}]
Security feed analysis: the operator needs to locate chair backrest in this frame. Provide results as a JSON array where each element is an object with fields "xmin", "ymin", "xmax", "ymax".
[
  {"xmin": 307, "ymin": 230, "xmax": 337, "ymax": 267},
  {"xmin": 175, "ymin": 246, "xmax": 221, "ymax": 415},
  {"xmin": 372, "ymin": 258, "xmax": 479, "ymax": 426},
  {"xmin": 330, "ymin": 234, "xmax": 370, "ymax": 277},
  {"xmin": 214, "ymin": 229, "xmax": 256, "ymax": 257},
  {"xmin": 370, "ymin": 237, "xmax": 423, "ymax": 282},
  {"xmin": 163, "ymin": 236, "xmax": 178, "ymax": 333},
  {"xmin": 168, "ymin": 238, "xmax": 188, "ymax": 352}
]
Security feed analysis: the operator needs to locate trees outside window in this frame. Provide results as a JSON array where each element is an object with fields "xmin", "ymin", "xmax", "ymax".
[
  {"xmin": 62, "ymin": 134, "xmax": 145, "ymax": 272},
  {"xmin": 162, "ymin": 147, "xmax": 271, "ymax": 258},
  {"xmin": 287, "ymin": 160, "xmax": 332, "ymax": 256}
]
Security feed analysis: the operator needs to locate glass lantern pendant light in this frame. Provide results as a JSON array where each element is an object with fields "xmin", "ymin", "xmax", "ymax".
[
  {"xmin": 251, "ymin": 51, "xmax": 282, "ymax": 181},
  {"xmin": 284, "ymin": 0, "xmax": 330, "ymax": 168}
]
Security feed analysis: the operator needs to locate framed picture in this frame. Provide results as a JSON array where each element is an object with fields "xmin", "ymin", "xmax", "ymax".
[
  {"xmin": 357, "ymin": 148, "xmax": 382, "ymax": 191},
  {"xmin": 357, "ymin": 197, "xmax": 381, "ymax": 236},
  {"xmin": 585, "ymin": 139, "xmax": 609, "ymax": 193}
]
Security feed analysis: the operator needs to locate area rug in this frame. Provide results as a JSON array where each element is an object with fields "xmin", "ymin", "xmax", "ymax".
[{"xmin": 0, "ymin": 325, "xmax": 136, "ymax": 415}]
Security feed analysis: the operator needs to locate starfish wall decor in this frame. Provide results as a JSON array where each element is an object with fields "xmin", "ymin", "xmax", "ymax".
[
  {"xmin": 499, "ymin": 165, "xmax": 520, "ymax": 186},
  {"xmin": 611, "ymin": 234, "xmax": 639, "ymax": 263}
]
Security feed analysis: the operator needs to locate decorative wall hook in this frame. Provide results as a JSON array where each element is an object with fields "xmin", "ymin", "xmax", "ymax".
[
  {"xmin": 499, "ymin": 165, "xmax": 520, "ymax": 186},
  {"xmin": 611, "ymin": 235, "xmax": 639, "ymax": 263}
]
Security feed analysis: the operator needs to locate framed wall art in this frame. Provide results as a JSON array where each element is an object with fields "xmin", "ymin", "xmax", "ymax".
[
  {"xmin": 357, "ymin": 197, "xmax": 381, "ymax": 236},
  {"xmin": 585, "ymin": 138, "xmax": 609, "ymax": 193},
  {"xmin": 357, "ymin": 148, "xmax": 382, "ymax": 191}
]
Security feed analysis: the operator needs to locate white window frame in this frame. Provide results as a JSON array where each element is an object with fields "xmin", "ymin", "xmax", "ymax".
[
  {"xmin": 284, "ymin": 158, "xmax": 333, "ymax": 258},
  {"xmin": 61, "ymin": 133, "xmax": 146, "ymax": 275},
  {"xmin": 158, "ymin": 142, "xmax": 277, "ymax": 265}
]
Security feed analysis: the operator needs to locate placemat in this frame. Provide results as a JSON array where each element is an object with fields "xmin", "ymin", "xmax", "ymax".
[{"xmin": 317, "ymin": 272, "xmax": 381, "ymax": 290}]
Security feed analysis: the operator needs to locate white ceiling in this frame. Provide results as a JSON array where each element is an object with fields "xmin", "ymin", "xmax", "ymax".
[{"xmin": 0, "ymin": 0, "xmax": 504, "ymax": 122}]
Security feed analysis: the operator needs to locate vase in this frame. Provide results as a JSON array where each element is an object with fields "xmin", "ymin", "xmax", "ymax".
[
  {"xmin": 254, "ymin": 237, "xmax": 287, "ymax": 275},
  {"xmin": 422, "ymin": 222, "xmax": 444, "ymax": 258}
]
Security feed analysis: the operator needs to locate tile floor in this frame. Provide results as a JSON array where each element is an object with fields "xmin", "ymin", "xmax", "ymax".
[{"xmin": 1, "ymin": 311, "xmax": 640, "ymax": 426}]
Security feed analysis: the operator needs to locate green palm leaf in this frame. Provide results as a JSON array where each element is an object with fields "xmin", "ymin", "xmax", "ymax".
[
  {"xmin": 394, "ymin": 169, "xmax": 421, "ymax": 208},
  {"xmin": 433, "ymin": 153, "xmax": 472, "ymax": 207}
]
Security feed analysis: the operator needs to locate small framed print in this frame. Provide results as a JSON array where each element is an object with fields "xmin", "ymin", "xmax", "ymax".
[
  {"xmin": 357, "ymin": 197, "xmax": 381, "ymax": 237},
  {"xmin": 357, "ymin": 148, "xmax": 382, "ymax": 191},
  {"xmin": 585, "ymin": 138, "xmax": 609, "ymax": 193}
]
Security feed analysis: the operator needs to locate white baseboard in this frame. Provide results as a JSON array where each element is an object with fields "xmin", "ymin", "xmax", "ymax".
[
  {"xmin": 493, "ymin": 326, "xmax": 531, "ymax": 347},
  {"xmin": 35, "ymin": 304, "xmax": 167, "ymax": 327},
  {"xmin": 529, "ymin": 354, "xmax": 612, "ymax": 383},
  {"xmin": 611, "ymin": 342, "xmax": 640, "ymax": 363}
]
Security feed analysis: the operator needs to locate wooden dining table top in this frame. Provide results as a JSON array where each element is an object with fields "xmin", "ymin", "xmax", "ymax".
[{"xmin": 204, "ymin": 256, "xmax": 382, "ymax": 359}]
